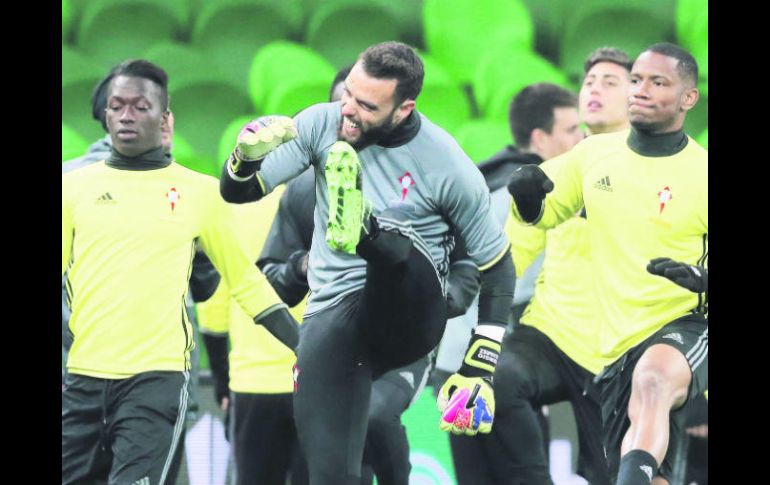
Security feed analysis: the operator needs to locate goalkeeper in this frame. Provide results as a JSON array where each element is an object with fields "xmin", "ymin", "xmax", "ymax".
[{"xmin": 219, "ymin": 42, "xmax": 514, "ymax": 484}]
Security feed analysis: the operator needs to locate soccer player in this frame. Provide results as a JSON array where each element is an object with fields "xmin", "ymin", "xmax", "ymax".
[
  {"xmin": 435, "ymin": 82, "xmax": 586, "ymax": 485},
  {"xmin": 220, "ymin": 42, "xmax": 515, "ymax": 484},
  {"xmin": 506, "ymin": 43, "xmax": 707, "ymax": 485},
  {"xmin": 61, "ymin": 59, "xmax": 298, "ymax": 485}
]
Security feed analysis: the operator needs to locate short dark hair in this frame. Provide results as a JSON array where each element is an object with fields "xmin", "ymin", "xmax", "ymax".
[
  {"xmin": 641, "ymin": 42, "xmax": 698, "ymax": 87},
  {"xmin": 91, "ymin": 64, "xmax": 122, "ymax": 132},
  {"xmin": 329, "ymin": 64, "xmax": 354, "ymax": 102},
  {"xmin": 509, "ymin": 83, "xmax": 578, "ymax": 148},
  {"xmin": 584, "ymin": 46, "xmax": 633, "ymax": 74},
  {"xmin": 109, "ymin": 59, "xmax": 170, "ymax": 112},
  {"xmin": 359, "ymin": 41, "xmax": 424, "ymax": 104}
]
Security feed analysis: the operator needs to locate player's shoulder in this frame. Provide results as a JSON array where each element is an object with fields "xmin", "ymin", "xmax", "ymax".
[
  {"xmin": 578, "ymin": 129, "xmax": 629, "ymax": 152},
  {"xmin": 409, "ymin": 112, "xmax": 472, "ymax": 167},
  {"xmin": 62, "ymin": 160, "xmax": 107, "ymax": 183},
  {"xmin": 295, "ymin": 101, "xmax": 340, "ymax": 126}
]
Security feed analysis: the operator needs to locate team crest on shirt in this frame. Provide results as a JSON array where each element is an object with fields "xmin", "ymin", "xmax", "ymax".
[
  {"xmin": 657, "ymin": 186, "xmax": 672, "ymax": 214},
  {"xmin": 166, "ymin": 187, "xmax": 180, "ymax": 212},
  {"xmin": 398, "ymin": 172, "xmax": 415, "ymax": 200}
]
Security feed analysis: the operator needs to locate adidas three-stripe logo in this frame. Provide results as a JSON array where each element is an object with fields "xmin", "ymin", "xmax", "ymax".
[
  {"xmin": 95, "ymin": 192, "xmax": 116, "ymax": 204},
  {"xmin": 593, "ymin": 176, "xmax": 612, "ymax": 191}
]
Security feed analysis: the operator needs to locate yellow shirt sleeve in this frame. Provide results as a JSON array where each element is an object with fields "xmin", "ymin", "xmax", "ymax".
[
  {"xmin": 62, "ymin": 182, "xmax": 73, "ymax": 276},
  {"xmin": 198, "ymin": 188, "xmax": 285, "ymax": 320},
  {"xmin": 196, "ymin": 280, "xmax": 231, "ymax": 335}
]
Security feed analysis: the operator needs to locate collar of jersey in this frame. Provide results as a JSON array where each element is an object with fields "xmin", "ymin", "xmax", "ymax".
[
  {"xmin": 375, "ymin": 110, "xmax": 421, "ymax": 148},
  {"xmin": 107, "ymin": 146, "xmax": 172, "ymax": 170},
  {"xmin": 627, "ymin": 126, "xmax": 688, "ymax": 157}
]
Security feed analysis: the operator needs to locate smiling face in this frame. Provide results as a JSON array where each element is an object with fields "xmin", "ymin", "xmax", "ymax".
[
  {"xmin": 628, "ymin": 51, "xmax": 698, "ymax": 134},
  {"xmin": 579, "ymin": 61, "xmax": 631, "ymax": 134},
  {"xmin": 338, "ymin": 61, "xmax": 415, "ymax": 149},
  {"xmin": 105, "ymin": 75, "xmax": 167, "ymax": 157}
]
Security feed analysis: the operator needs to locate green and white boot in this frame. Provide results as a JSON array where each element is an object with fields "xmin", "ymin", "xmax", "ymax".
[{"xmin": 325, "ymin": 141, "xmax": 372, "ymax": 254}]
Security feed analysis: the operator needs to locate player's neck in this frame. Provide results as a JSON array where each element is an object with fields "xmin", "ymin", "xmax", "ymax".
[
  {"xmin": 107, "ymin": 146, "xmax": 172, "ymax": 171},
  {"xmin": 627, "ymin": 126, "xmax": 688, "ymax": 157}
]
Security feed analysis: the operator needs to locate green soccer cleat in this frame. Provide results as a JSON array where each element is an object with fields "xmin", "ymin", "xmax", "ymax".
[{"xmin": 325, "ymin": 141, "xmax": 371, "ymax": 254}]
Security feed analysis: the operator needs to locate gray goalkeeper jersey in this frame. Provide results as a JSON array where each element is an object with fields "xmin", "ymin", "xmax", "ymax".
[{"xmin": 258, "ymin": 102, "xmax": 509, "ymax": 316}]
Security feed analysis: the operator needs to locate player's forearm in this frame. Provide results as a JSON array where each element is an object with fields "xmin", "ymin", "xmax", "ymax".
[
  {"xmin": 477, "ymin": 249, "xmax": 516, "ymax": 329},
  {"xmin": 446, "ymin": 260, "xmax": 481, "ymax": 318},
  {"xmin": 259, "ymin": 251, "xmax": 310, "ymax": 308},
  {"xmin": 219, "ymin": 158, "xmax": 266, "ymax": 203}
]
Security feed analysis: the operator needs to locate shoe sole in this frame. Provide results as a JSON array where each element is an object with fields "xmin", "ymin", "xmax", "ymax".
[{"xmin": 325, "ymin": 141, "xmax": 365, "ymax": 254}]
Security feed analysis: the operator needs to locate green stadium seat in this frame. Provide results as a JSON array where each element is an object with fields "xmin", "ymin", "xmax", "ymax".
[
  {"xmin": 472, "ymin": 47, "xmax": 571, "ymax": 126},
  {"xmin": 452, "ymin": 120, "xmax": 512, "ymax": 164},
  {"xmin": 304, "ymin": 0, "xmax": 403, "ymax": 70},
  {"xmin": 190, "ymin": 0, "xmax": 303, "ymax": 94},
  {"xmin": 249, "ymin": 41, "xmax": 336, "ymax": 116},
  {"xmin": 682, "ymin": 8, "xmax": 708, "ymax": 82},
  {"xmin": 218, "ymin": 116, "xmax": 255, "ymax": 169},
  {"xmin": 62, "ymin": 46, "xmax": 107, "ymax": 142},
  {"xmin": 417, "ymin": 54, "xmax": 471, "ymax": 133},
  {"xmin": 559, "ymin": 1, "xmax": 675, "ymax": 83},
  {"xmin": 696, "ymin": 129, "xmax": 708, "ymax": 150},
  {"xmin": 423, "ymin": 0, "xmax": 534, "ymax": 85},
  {"xmin": 76, "ymin": 0, "xmax": 183, "ymax": 69},
  {"xmin": 141, "ymin": 42, "xmax": 222, "ymax": 90},
  {"xmin": 63, "ymin": 0, "xmax": 72, "ymax": 42},
  {"xmin": 62, "ymin": 123, "xmax": 89, "ymax": 162},
  {"xmin": 170, "ymin": 74, "xmax": 253, "ymax": 165},
  {"xmin": 676, "ymin": 0, "xmax": 707, "ymax": 47},
  {"xmin": 519, "ymin": 0, "xmax": 571, "ymax": 61},
  {"xmin": 376, "ymin": 0, "xmax": 425, "ymax": 48},
  {"xmin": 172, "ymin": 133, "xmax": 221, "ymax": 177}
]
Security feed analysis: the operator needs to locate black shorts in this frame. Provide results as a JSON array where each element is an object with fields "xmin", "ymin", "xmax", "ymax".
[
  {"xmin": 598, "ymin": 314, "xmax": 708, "ymax": 481},
  {"xmin": 494, "ymin": 323, "xmax": 610, "ymax": 484},
  {"xmin": 62, "ymin": 371, "xmax": 188, "ymax": 485}
]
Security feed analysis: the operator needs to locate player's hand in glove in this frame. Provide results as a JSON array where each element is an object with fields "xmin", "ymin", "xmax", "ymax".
[
  {"xmin": 647, "ymin": 257, "xmax": 708, "ymax": 293},
  {"xmin": 228, "ymin": 116, "xmax": 298, "ymax": 175},
  {"xmin": 437, "ymin": 333, "xmax": 500, "ymax": 435},
  {"xmin": 506, "ymin": 165, "xmax": 554, "ymax": 224}
]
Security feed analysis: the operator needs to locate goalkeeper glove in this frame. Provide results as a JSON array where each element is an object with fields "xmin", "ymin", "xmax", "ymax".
[
  {"xmin": 647, "ymin": 257, "xmax": 708, "ymax": 293},
  {"xmin": 227, "ymin": 116, "xmax": 298, "ymax": 176},
  {"xmin": 437, "ymin": 333, "xmax": 500, "ymax": 435},
  {"xmin": 506, "ymin": 165, "xmax": 554, "ymax": 223}
]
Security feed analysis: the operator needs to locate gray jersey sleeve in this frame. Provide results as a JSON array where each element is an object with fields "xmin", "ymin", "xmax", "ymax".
[
  {"xmin": 258, "ymin": 103, "xmax": 338, "ymax": 194},
  {"xmin": 436, "ymin": 145, "xmax": 509, "ymax": 270}
]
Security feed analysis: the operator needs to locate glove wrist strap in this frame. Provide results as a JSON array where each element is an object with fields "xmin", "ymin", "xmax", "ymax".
[
  {"xmin": 459, "ymin": 334, "xmax": 500, "ymax": 378},
  {"xmin": 228, "ymin": 149, "xmax": 262, "ymax": 179}
]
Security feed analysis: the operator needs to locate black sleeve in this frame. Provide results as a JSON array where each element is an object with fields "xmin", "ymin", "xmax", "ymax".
[
  {"xmin": 219, "ymin": 155, "xmax": 266, "ymax": 203},
  {"xmin": 477, "ymin": 246, "xmax": 516, "ymax": 327},
  {"xmin": 445, "ymin": 236, "xmax": 481, "ymax": 318},
  {"xmin": 188, "ymin": 251, "xmax": 222, "ymax": 303},
  {"xmin": 256, "ymin": 168, "xmax": 315, "ymax": 306},
  {"xmin": 260, "ymin": 250, "xmax": 310, "ymax": 307},
  {"xmin": 201, "ymin": 332, "xmax": 230, "ymax": 405}
]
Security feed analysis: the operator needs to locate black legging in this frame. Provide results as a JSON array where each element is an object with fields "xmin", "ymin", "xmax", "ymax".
[{"xmin": 294, "ymin": 246, "xmax": 446, "ymax": 485}]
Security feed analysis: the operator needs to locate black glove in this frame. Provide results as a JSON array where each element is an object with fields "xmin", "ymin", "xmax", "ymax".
[
  {"xmin": 647, "ymin": 257, "xmax": 708, "ymax": 293},
  {"xmin": 506, "ymin": 165, "xmax": 554, "ymax": 223}
]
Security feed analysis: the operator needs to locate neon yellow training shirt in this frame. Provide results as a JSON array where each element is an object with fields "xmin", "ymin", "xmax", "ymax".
[
  {"xmin": 512, "ymin": 129, "xmax": 708, "ymax": 363},
  {"xmin": 62, "ymin": 160, "xmax": 285, "ymax": 379}
]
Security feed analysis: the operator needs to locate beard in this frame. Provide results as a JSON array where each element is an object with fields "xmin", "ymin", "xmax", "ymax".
[{"xmin": 337, "ymin": 109, "xmax": 399, "ymax": 150}]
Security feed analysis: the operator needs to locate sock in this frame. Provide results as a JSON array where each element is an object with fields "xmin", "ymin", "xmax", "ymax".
[{"xmin": 617, "ymin": 449, "xmax": 658, "ymax": 485}]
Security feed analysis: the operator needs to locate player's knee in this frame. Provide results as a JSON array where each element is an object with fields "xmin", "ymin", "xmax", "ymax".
[{"xmin": 493, "ymin": 358, "xmax": 536, "ymax": 408}]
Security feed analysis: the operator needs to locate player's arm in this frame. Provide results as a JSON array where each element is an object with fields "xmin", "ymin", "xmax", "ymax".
[
  {"xmin": 507, "ymin": 145, "xmax": 584, "ymax": 229},
  {"xmin": 200, "ymin": 195, "xmax": 299, "ymax": 352},
  {"xmin": 256, "ymin": 179, "xmax": 311, "ymax": 307},
  {"xmin": 189, "ymin": 249, "xmax": 222, "ymax": 303},
  {"xmin": 504, "ymin": 212, "xmax": 546, "ymax": 277},
  {"xmin": 62, "ymin": 187, "xmax": 73, "ymax": 276},
  {"xmin": 435, "ymin": 160, "xmax": 515, "ymax": 436},
  {"xmin": 445, "ymin": 236, "xmax": 481, "ymax": 319}
]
